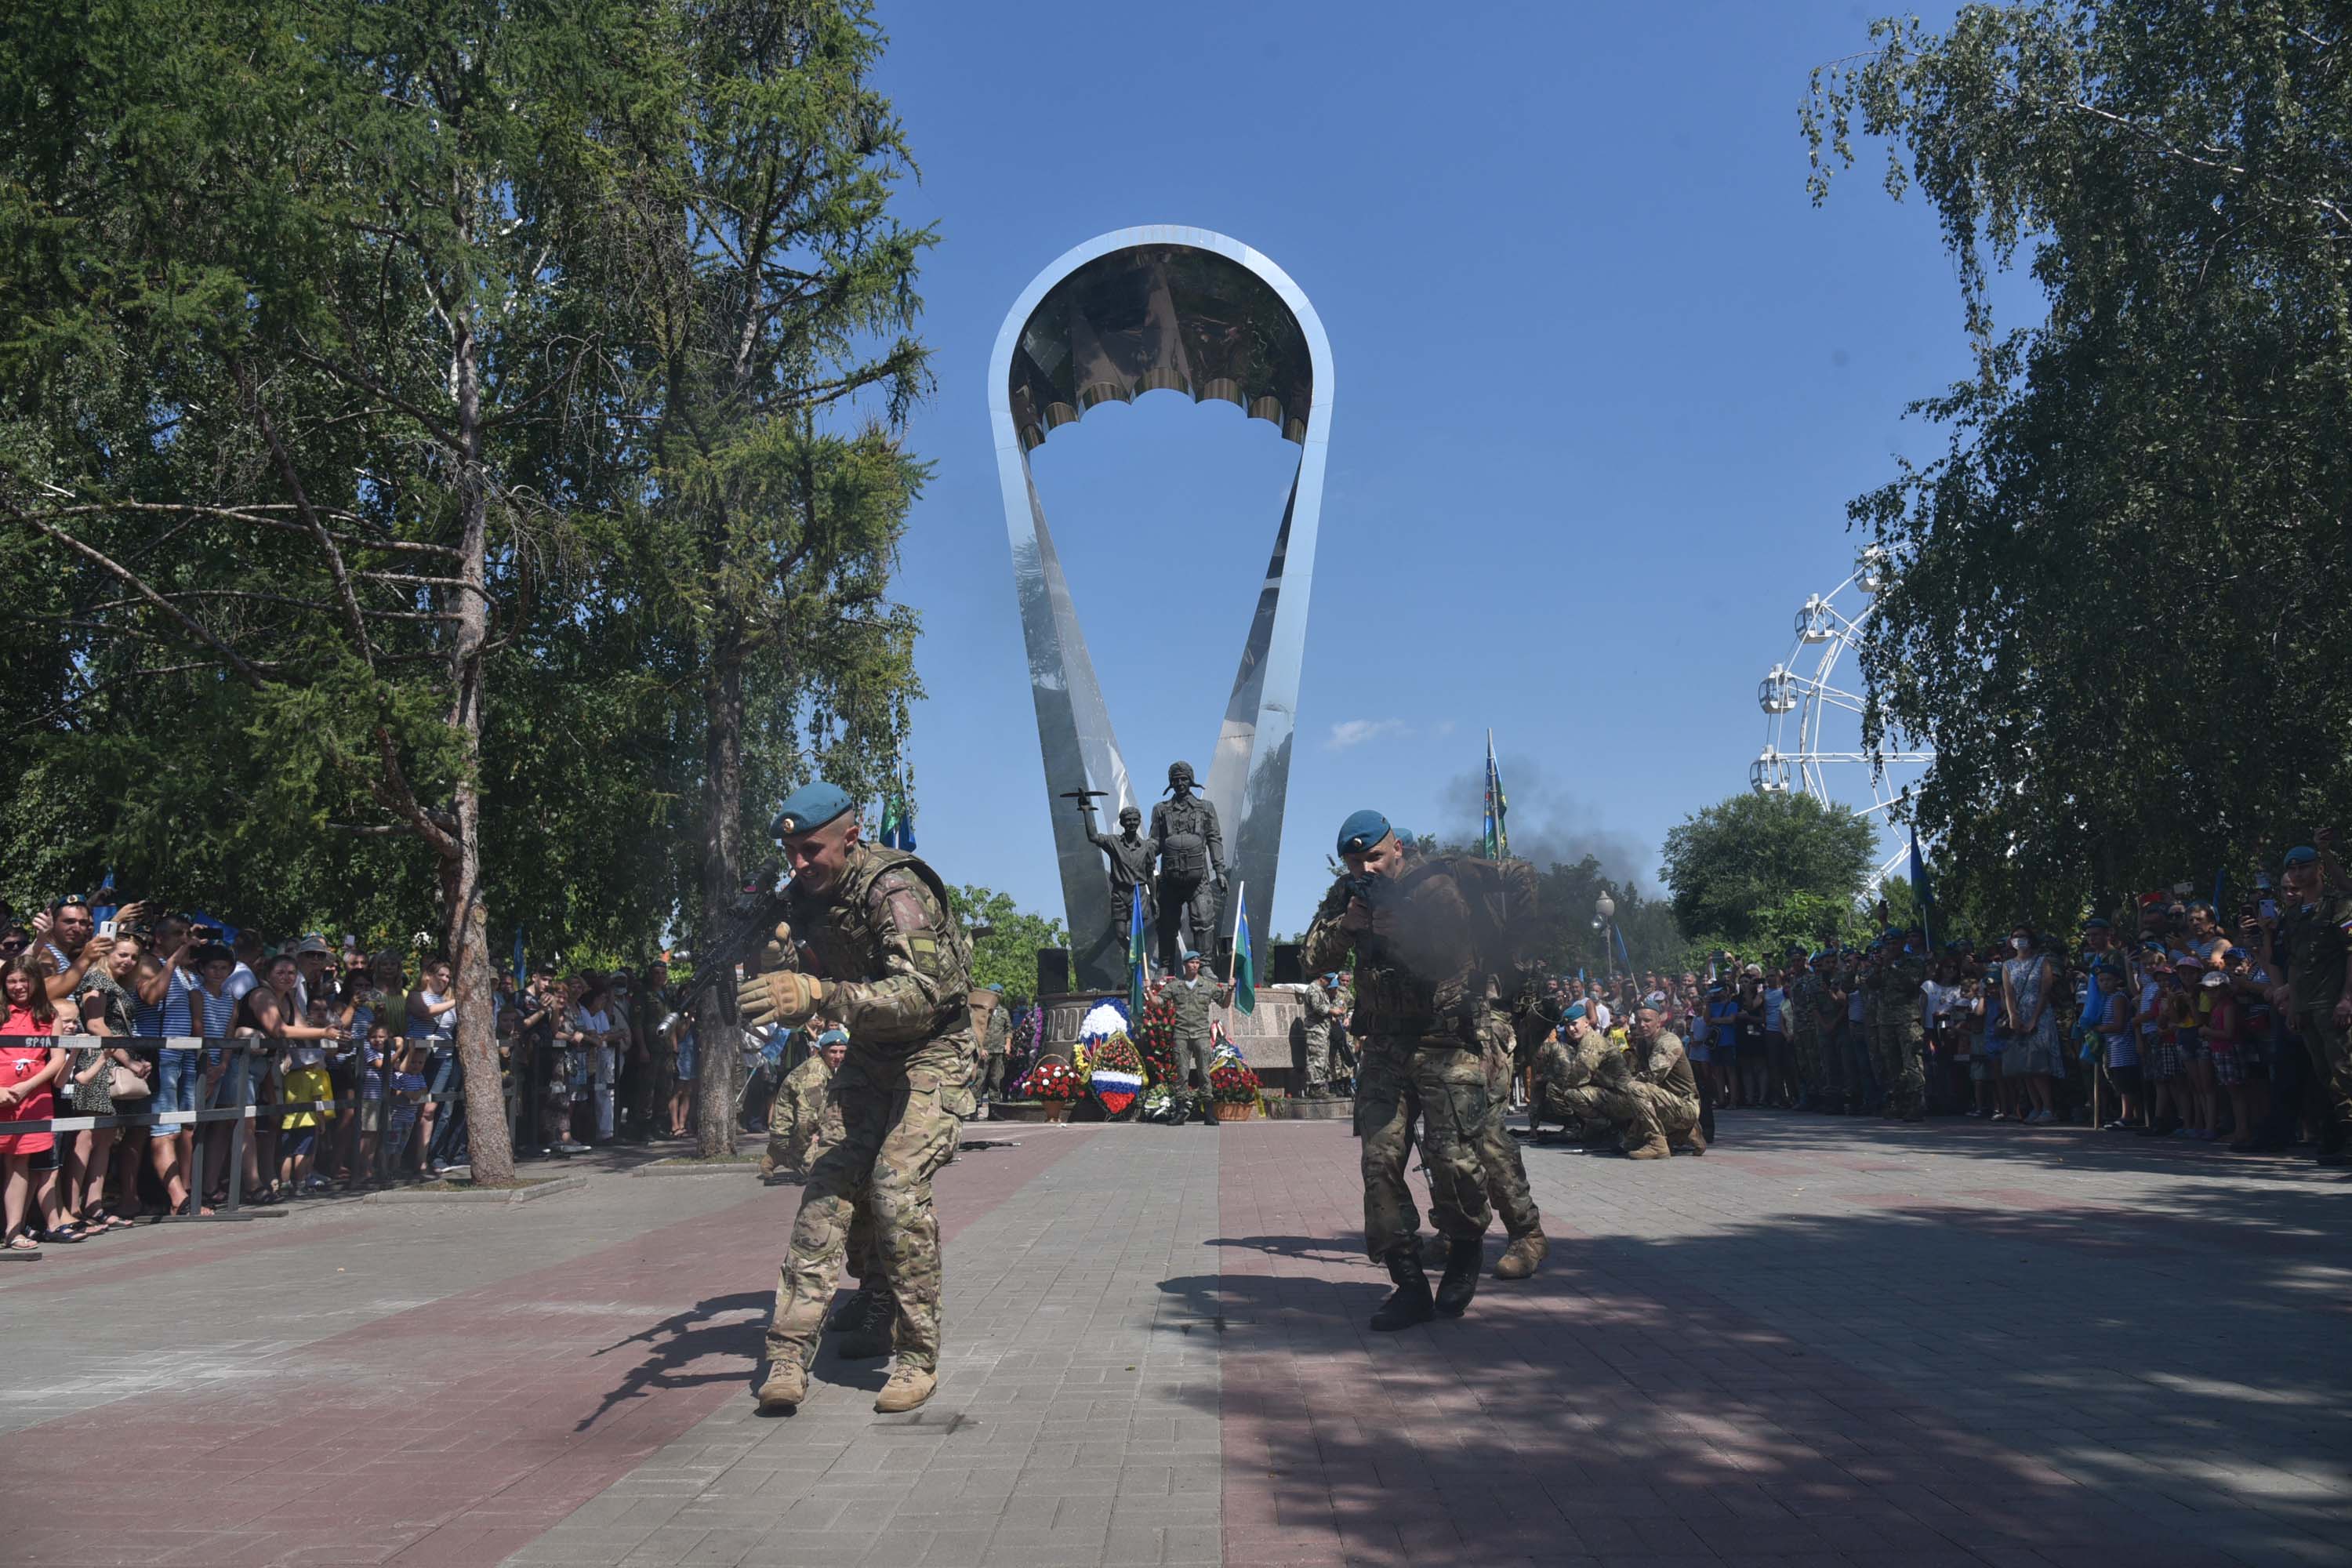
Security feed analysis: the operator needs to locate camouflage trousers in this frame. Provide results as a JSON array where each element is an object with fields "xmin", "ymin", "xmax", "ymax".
[
  {"xmin": 1173, "ymin": 1027, "xmax": 1215, "ymax": 1095},
  {"xmin": 764, "ymin": 1038, "xmax": 971, "ymax": 1374},
  {"xmin": 1476, "ymin": 1028, "xmax": 1542, "ymax": 1240},
  {"xmin": 1793, "ymin": 1026, "xmax": 1826, "ymax": 1102},
  {"xmin": 1872, "ymin": 1025, "xmax": 1925, "ymax": 1117},
  {"xmin": 1303, "ymin": 1027, "xmax": 1333, "ymax": 1091},
  {"xmin": 1595, "ymin": 1080, "xmax": 1700, "ymax": 1151},
  {"xmin": 1541, "ymin": 1081, "xmax": 1610, "ymax": 1128},
  {"xmin": 1355, "ymin": 1033, "xmax": 1490, "ymax": 1261},
  {"xmin": 2294, "ymin": 1004, "xmax": 2352, "ymax": 1135}
]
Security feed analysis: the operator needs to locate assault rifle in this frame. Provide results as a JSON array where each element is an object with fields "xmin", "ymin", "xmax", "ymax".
[{"xmin": 682, "ymin": 862, "xmax": 789, "ymax": 1026}]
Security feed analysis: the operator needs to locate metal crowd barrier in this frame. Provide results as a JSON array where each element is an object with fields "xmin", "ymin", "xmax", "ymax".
[{"xmin": 0, "ymin": 1036, "xmax": 495, "ymax": 1226}]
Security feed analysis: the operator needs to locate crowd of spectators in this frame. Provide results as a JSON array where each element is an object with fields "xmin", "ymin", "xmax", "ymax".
[
  {"xmin": 0, "ymin": 894, "xmax": 717, "ymax": 1256},
  {"xmin": 1552, "ymin": 836, "xmax": 2351, "ymax": 1165}
]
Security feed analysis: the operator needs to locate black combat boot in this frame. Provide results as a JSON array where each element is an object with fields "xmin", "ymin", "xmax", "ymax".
[
  {"xmin": 1433, "ymin": 1236, "xmax": 1482, "ymax": 1318},
  {"xmin": 835, "ymin": 1289, "xmax": 897, "ymax": 1361},
  {"xmin": 1368, "ymin": 1246, "xmax": 1435, "ymax": 1331}
]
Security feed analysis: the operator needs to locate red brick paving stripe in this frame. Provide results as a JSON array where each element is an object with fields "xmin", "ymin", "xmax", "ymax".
[
  {"xmin": 3, "ymin": 1214, "xmax": 380, "ymax": 1300},
  {"xmin": 0, "ymin": 1126, "xmax": 1099, "ymax": 1568}
]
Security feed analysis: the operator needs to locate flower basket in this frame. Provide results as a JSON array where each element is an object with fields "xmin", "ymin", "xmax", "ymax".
[
  {"xmin": 1023, "ymin": 1060, "xmax": 1083, "ymax": 1104},
  {"xmin": 1040, "ymin": 1099, "xmax": 1073, "ymax": 1123},
  {"xmin": 1208, "ymin": 1059, "xmax": 1261, "ymax": 1109}
]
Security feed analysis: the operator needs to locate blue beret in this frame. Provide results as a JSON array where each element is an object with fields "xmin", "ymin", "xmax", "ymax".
[
  {"xmin": 771, "ymin": 782, "xmax": 855, "ymax": 838},
  {"xmin": 2085, "ymin": 917, "xmax": 2111, "ymax": 930},
  {"xmin": 1562, "ymin": 1002, "xmax": 1588, "ymax": 1022},
  {"xmin": 815, "ymin": 1026, "xmax": 849, "ymax": 1047},
  {"xmin": 986, "ymin": 983, "xmax": 1004, "ymax": 993},
  {"xmin": 1336, "ymin": 809, "xmax": 1392, "ymax": 856},
  {"xmin": 2285, "ymin": 845, "xmax": 2318, "ymax": 867}
]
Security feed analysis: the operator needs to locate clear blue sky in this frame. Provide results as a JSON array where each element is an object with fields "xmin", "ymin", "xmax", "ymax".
[{"xmin": 869, "ymin": 0, "xmax": 1974, "ymax": 938}]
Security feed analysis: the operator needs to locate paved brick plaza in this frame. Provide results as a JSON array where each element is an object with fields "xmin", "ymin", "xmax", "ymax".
[{"xmin": 2, "ymin": 1115, "xmax": 2348, "ymax": 1568}]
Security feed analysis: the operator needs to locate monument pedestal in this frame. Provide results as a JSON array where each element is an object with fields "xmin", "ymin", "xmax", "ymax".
[{"xmin": 1037, "ymin": 985, "xmax": 1313, "ymax": 1094}]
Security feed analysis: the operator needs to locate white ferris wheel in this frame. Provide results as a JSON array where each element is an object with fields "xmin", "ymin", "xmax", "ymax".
[{"xmin": 1751, "ymin": 545, "xmax": 1934, "ymax": 886}]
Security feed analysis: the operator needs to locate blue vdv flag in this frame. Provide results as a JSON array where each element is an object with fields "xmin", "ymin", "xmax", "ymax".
[
  {"xmin": 1908, "ymin": 826, "xmax": 1940, "ymax": 952},
  {"xmin": 513, "ymin": 927, "xmax": 528, "ymax": 986},
  {"xmin": 880, "ymin": 779, "xmax": 916, "ymax": 851},
  {"xmin": 1230, "ymin": 894, "xmax": 1257, "ymax": 1015}
]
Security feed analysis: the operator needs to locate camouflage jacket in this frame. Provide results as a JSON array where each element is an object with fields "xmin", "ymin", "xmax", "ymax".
[
  {"xmin": 1300, "ymin": 983, "xmax": 1340, "ymax": 1040},
  {"xmin": 777, "ymin": 844, "xmax": 973, "ymax": 1055},
  {"xmin": 1169, "ymin": 977, "xmax": 1225, "ymax": 1032},
  {"xmin": 1534, "ymin": 1028, "xmax": 1617, "ymax": 1094},
  {"xmin": 1633, "ymin": 1029, "xmax": 1700, "ymax": 1105},
  {"xmin": 1884, "ymin": 951, "xmax": 1930, "ymax": 1035},
  {"xmin": 1302, "ymin": 855, "xmax": 1490, "ymax": 1041},
  {"xmin": 767, "ymin": 1051, "xmax": 841, "ymax": 1174},
  {"xmin": 1789, "ymin": 973, "xmax": 1826, "ymax": 1036}
]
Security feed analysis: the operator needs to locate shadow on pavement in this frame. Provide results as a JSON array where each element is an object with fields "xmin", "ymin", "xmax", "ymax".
[{"xmin": 1162, "ymin": 1120, "xmax": 2352, "ymax": 1566}]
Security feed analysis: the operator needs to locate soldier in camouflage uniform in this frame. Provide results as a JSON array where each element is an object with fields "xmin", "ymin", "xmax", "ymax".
[
  {"xmin": 739, "ymin": 782, "xmax": 976, "ymax": 1415},
  {"xmin": 1787, "ymin": 949, "xmax": 1827, "ymax": 1111},
  {"xmin": 1167, "ymin": 953, "xmax": 1230, "ymax": 1120},
  {"xmin": 1859, "ymin": 942, "xmax": 1889, "ymax": 1116},
  {"xmin": 2265, "ymin": 843, "xmax": 2352, "ymax": 1163},
  {"xmin": 1882, "ymin": 931, "xmax": 1929, "ymax": 1121},
  {"xmin": 1300, "ymin": 973, "xmax": 1343, "ymax": 1098},
  {"xmin": 1595, "ymin": 997, "xmax": 1704, "ymax": 1158},
  {"xmin": 1305, "ymin": 811, "xmax": 1537, "ymax": 1330},
  {"xmin": 1531, "ymin": 1002, "xmax": 1617, "ymax": 1139},
  {"xmin": 760, "ymin": 1026, "xmax": 892, "ymax": 1359},
  {"xmin": 1472, "ymin": 999, "xmax": 1546, "ymax": 1279}
]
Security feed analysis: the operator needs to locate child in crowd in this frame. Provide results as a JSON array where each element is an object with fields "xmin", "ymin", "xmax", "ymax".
[
  {"xmin": 352, "ymin": 1021, "xmax": 394, "ymax": 1186},
  {"xmin": 2144, "ymin": 964, "xmax": 2195, "ymax": 1137},
  {"xmin": 2093, "ymin": 964, "xmax": 2140, "ymax": 1129},
  {"xmin": 280, "ymin": 1022, "xmax": 335, "ymax": 1195}
]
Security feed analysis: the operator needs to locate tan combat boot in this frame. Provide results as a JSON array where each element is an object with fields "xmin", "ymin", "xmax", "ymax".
[
  {"xmin": 1623, "ymin": 1135, "xmax": 1671, "ymax": 1160},
  {"xmin": 753, "ymin": 1357, "xmax": 808, "ymax": 1411},
  {"xmin": 874, "ymin": 1363, "xmax": 937, "ymax": 1414},
  {"xmin": 1673, "ymin": 1124, "xmax": 1708, "ymax": 1156},
  {"xmin": 1493, "ymin": 1229, "xmax": 1548, "ymax": 1279}
]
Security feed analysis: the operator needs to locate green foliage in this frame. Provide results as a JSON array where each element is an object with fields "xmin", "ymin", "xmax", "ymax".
[
  {"xmin": 953, "ymin": 884, "xmax": 1067, "ymax": 1006},
  {"xmin": 1804, "ymin": 3, "xmax": 2352, "ymax": 924},
  {"xmin": 1661, "ymin": 793, "xmax": 1878, "ymax": 950},
  {"xmin": 0, "ymin": 0, "xmax": 931, "ymax": 993}
]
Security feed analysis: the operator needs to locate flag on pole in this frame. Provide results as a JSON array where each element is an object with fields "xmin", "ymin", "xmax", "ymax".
[
  {"xmin": 1127, "ymin": 882, "xmax": 1147, "ymax": 1018},
  {"xmin": 879, "ymin": 777, "xmax": 916, "ymax": 851},
  {"xmin": 512, "ymin": 927, "xmax": 528, "ymax": 987},
  {"xmin": 1908, "ymin": 825, "xmax": 1939, "ymax": 952},
  {"xmin": 1482, "ymin": 731, "xmax": 1508, "ymax": 860},
  {"xmin": 1613, "ymin": 922, "xmax": 1633, "ymax": 975},
  {"xmin": 1229, "ymin": 885, "xmax": 1257, "ymax": 1016},
  {"xmin": 2211, "ymin": 866, "xmax": 2227, "ymax": 913}
]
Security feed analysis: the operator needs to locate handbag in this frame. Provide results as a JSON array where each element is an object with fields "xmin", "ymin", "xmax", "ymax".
[{"xmin": 111, "ymin": 1063, "xmax": 153, "ymax": 1099}]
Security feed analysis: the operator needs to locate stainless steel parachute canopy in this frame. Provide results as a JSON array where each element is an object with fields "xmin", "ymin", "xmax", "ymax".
[{"xmin": 989, "ymin": 227, "xmax": 1334, "ymax": 989}]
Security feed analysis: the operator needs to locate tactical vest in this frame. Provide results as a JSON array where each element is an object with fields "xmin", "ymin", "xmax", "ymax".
[{"xmin": 784, "ymin": 844, "xmax": 971, "ymax": 1047}]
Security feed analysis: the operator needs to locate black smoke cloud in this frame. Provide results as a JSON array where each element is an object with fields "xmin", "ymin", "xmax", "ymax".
[{"xmin": 1441, "ymin": 759, "xmax": 1656, "ymax": 886}]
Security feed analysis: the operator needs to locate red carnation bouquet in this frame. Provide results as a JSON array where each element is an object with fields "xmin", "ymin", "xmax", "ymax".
[
  {"xmin": 1208, "ymin": 1060, "xmax": 1261, "ymax": 1105},
  {"xmin": 1024, "ymin": 1060, "xmax": 1083, "ymax": 1102}
]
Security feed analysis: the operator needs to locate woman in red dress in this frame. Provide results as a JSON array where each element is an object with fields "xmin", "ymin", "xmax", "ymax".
[{"xmin": 2, "ymin": 953, "xmax": 72, "ymax": 1253}]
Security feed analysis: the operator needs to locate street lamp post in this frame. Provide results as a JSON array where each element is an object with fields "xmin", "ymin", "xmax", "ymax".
[{"xmin": 1595, "ymin": 892, "xmax": 1616, "ymax": 978}]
